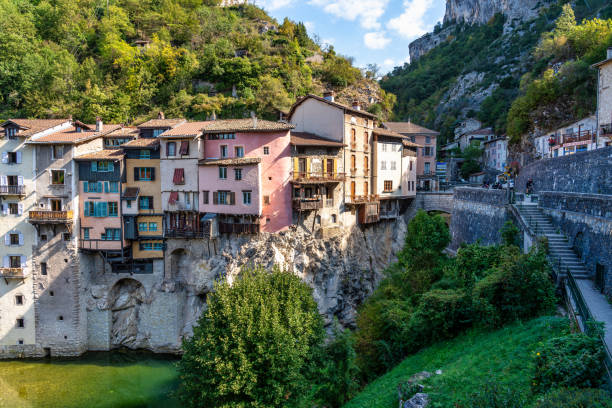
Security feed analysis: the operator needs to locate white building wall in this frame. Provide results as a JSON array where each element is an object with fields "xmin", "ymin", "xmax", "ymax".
[
  {"xmin": 290, "ymin": 99, "xmax": 344, "ymax": 142},
  {"xmin": 375, "ymin": 141, "xmax": 403, "ymax": 197},
  {"xmin": 598, "ymin": 61, "xmax": 612, "ymax": 146}
]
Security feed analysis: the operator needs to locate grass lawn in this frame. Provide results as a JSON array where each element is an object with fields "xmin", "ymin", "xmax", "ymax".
[{"xmin": 344, "ymin": 316, "xmax": 570, "ymax": 408}]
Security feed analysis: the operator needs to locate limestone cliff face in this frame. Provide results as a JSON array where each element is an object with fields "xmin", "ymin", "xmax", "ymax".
[{"xmin": 443, "ymin": 0, "xmax": 546, "ymax": 26}]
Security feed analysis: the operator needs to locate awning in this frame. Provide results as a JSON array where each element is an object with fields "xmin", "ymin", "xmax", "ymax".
[
  {"xmin": 201, "ymin": 213, "xmax": 217, "ymax": 222},
  {"xmin": 168, "ymin": 191, "xmax": 179, "ymax": 204}
]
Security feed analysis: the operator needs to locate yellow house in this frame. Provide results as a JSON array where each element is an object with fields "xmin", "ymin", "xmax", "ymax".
[{"xmin": 121, "ymin": 138, "xmax": 163, "ymax": 260}]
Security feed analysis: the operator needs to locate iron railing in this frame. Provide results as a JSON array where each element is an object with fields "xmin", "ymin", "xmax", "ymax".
[
  {"xmin": 0, "ymin": 185, "xmax": 25, "ymax": 195},
  {"xmin": 28, "ymin": 210, "xmax": 73, "ymax": 222},
  {"xmin": 0, "ymin": 267, "xmax": 26, "ymax": 278}
]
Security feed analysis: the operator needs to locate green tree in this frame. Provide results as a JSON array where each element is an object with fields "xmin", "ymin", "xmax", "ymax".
[
  {"xmin": 398, "ymin": 210, "xmax": 450, "ymax": 272},
  {"xmin": 177, "ymin": 266, "xmax": 324, "ymax": 408}
]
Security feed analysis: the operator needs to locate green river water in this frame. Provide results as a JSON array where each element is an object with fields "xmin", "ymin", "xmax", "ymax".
[{"xmin": 0, "ymin": 352, "xmax": 180, "ymax": 408}]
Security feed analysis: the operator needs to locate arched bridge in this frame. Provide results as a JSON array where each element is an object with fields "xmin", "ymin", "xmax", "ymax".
[{"xmin": 414, "ymin": 192, "xmax": 455, "ymax": 214}]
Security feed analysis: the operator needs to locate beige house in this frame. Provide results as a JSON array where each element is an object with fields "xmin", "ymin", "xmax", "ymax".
[
  {"xmin": 288, "ymin": 93, "xmax": 379, "ymax": 227},
  {"xmin": 593, "ymin": 48, "xmax": 612, "ymax": 148}
]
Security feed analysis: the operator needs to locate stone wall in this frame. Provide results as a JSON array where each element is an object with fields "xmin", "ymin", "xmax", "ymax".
[
  {"xmin": 516, "ymin": 147, "xmax": 612, "ymax": 195},
  {"xmin": 450, "ymin": 187, "xmax": 508, "ymax": 249},
  {"xmin": 539, "ymin": 191, "xmax": 612, "ymax": 292}
]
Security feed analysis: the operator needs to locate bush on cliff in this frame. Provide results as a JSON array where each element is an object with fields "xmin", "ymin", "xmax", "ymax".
[
  {"xmin": 177, "ymin": 266, "xmax": 324, "ymax": 408},
  {"xmin": 533, "ymin": 388, "xmax": 612, "ymax": 408}
]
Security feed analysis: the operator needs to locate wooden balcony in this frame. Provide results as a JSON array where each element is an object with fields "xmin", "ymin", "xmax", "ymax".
[
  {"xmin": 291, "ymin": 171, "xmax": 346, "ymax": 184},
  {"xmin": 219, "ymin": 222, "xmax": 260, "ymax": 234},
  {"xmin": 359, "ymin": 202, "xmax": 380, "ymax": 224},
  {"xmin": 165, "ymin": 229, "xmax": 205, "ymax": 239},
  {"xmin": 293, "ymin": 198, "xmax": 323, "ymax": 211},
  {"xmin": 552, "ymin": 130, "xmax": 594, "ymax": 147},
  {"xmin": 29, "ymin": 210, "xmax": 73, "ymax": 224},
  {"xmin": 0, "ymin": 268, "xmax": 26, "ymax": 279},
  {"xmin": 79, "ymin": 239, "xmax": 123, "ymax": 251},
  {"xmin": 0, "ymin": 185, "xmax": 25, "ymax": 196},
  {"xmin": 346, "ymin": 194, "xmax": 379, "ymax": 205}
]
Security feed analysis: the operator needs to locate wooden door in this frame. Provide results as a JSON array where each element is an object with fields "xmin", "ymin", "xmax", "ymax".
[
  {"xmin": 327, "ymin": 159, "xmax": 334, "ymax": 176},
  {"xmin": 51, "ymin": 199, "xmax": 61, "ymax": 211},
  {"xmin": 350, "ymin": 181, "xmax": 355, "ymax": 198}
]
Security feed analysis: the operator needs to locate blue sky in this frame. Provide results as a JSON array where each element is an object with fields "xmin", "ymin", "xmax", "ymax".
[{"xmin": 254, "ymin": 0, "xmax": 447, "ymax": 74}]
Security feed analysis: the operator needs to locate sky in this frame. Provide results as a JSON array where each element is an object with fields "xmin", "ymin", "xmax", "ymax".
[{"xmin": 254, "ymin": 0, "xmax": 447, "ymax": 74}]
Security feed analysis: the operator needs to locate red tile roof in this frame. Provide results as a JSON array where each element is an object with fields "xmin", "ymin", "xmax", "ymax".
[
  {"xmin": 383, "ymin": 121, "xmax": 439, "ymax": 136},
  {"xmin": 74, "ymin": 149, "xmax": 124, "ymax": 161},
  {"xmin": 201, "ymin": 118, "xmax": 294, "ymax": 133},
  {"xmin": 160, "ymin": 121, "xmax": 211, "ymax": 138},
  {"xmin": 137, "ymin": 118, "xmax": 186, "ymax": 128},
  {"xmin": 1, "ymin": 119, "xmax": 71, "ymax": 137},
  {"xmin": 122, "ymin": 138, "xmax": 160, "ymax": 148},
  {"xmin": 28, "ymin": 125, "xmax": 122, "ymax": 144},
  {"xmin": 288, "ymin": 94, "xmax": 377, "ymax": 120}
]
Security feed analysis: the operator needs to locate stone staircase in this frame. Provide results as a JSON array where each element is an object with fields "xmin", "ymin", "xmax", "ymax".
[{"xmin": 516, "ymin": 203, "xmax": 590, "ymax": 279}]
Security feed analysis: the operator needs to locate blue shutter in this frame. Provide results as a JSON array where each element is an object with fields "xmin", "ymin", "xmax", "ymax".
[
  {"xmin": 97, "ymin": 182, "xmax": 102, "ymax": 193},
  {"xmin": 84, "ymin": 202, "xmax": 89, "ymax": 216},
  {"xmin": 102, "ymin": 202, "xmax": 108, "ymax": 217},
  {"xmin": 83, "ymin": 181, "xmax": 89, "ymax": 193},
  {"xmin": 91, "ymin": 161, "xmax": 97, "ymax": 172},
  {"xmin": 104, "ymin": 182, "xmax": 109, "ymax": 193},
  {"xmin": 108, "ymin": 161, "xmax": 114, "ymax": 172}
]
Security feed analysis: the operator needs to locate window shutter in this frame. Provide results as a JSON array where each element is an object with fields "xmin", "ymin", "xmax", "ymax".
[
  {"xmin": 2, "ymin": 204, "xmax": 7, "ymax": 215},
  {"xmin": 3, "ymin": 256, "xmax": 8, "ymax": 268},
  {"xmin": 91, "ymin": 161, "xmax": 97, "ymax": 172},
  {"xmin": 4, "ymin": 234, "xmax": 10, "ymax": 246},
  {"xmin": 83, "ymin": 181, "xmax": 88, "ymax": 192},
  {"xmin": 20, "ymin": 255, "xmax": 26, "ymax": 268},
  {"xmin": 16, "ymin": 151, "xmax": 22, "ymax": 164},
  {"xmin": 0, "ymin": 176, "xmax": 6, "ymax": 186},
  {"xmin": 17, "ymin": 176, "xmax": 23, "ymax": 185},
  {"xmin": 17, "ymin": 203, "xmax": 23, "ymax": 215},
  {"xmin": 102, "ymin": 202, "xmax": 108, "ymax": 217},
  {"xmin": 109, "ymin": 161, "xmax": 114, "ymax": 172},
  {"xmin": 150, "ymin": 167, "xmax": 155, "ymax": 181},
  {"xmin": 104, "ymin": 182, "xmax": 109, "ymax": 193},
  {"xmin": 213, "ymin": 192, "xmax": 218, "ymax": 205},
  {"xmin": 134, "ymin": 168, "xmax": 139, "ymax": 181},
  {"xmin": 97, "ymin": 181, "xmax": 102, "ymax": 192},
  {"xmin": 230, "ymin": 192, "xmax": 235, "ymax": 205},
  {"xmin": 1, "ymin": 152, "xmax": 7, "ymax": 163},
  {"xmin": 84, "ymin": 202, "xmax": 89, "ymax": 216},
  {"xmin": 18, "ymin": 232, "xmax": 23, "ymax": 246}
]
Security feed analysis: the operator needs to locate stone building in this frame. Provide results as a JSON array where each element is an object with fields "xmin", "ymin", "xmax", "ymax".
[
  {"xmin": 382, "ymin": 121, "xmax": 439, "ymax": 191},
  {"xmin": 289, "ymin": 93, "xmax": 379, "ymax": 226},
  {"xmin": 198, "ymin": 119, "xmax": 294, "ymax": 234},
  {"xmin": 372, "ymin": 128, "xmax": 419, "ymax": 219},
  {"xmin": 289, "ymin": 132, "xmax": 345, "ymax": 232},
  {"xmin": 483, "ymin": 136, "xmax": 508, "ymax": 171},
  {"xmin": 0, "ymin": 119, "xmax": 71, "ymax": 356},
  {"xmin": 593, "ymin": 47, "xmax": 612, "ymax": 148}
]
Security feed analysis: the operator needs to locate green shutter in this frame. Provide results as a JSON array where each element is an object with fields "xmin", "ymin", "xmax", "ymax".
[
  {"xmin": 83, "ymin": 181, "xmax": 88, "ymax": 193},
  {"xmin": 91, "ymin": 161, "xmax": 97, "ymax": 172},
  {"xmin": 108, "ymin": 161, "xmax": 114, "ymax": 172}
]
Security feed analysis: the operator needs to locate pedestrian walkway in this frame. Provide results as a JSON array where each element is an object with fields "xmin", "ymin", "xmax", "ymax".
[{"xmin": 576, "ymin": 279, "xmax": 612, "ymax": 351}]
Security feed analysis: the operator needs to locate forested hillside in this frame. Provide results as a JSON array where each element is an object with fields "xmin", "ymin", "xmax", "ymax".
[
  {"xmin": 381, "ymin": 0, "xmax": 612, "ymax": 146},
  {"xmin": 0, "ymin": 0, "xmax": 393, "ymax": 123}
]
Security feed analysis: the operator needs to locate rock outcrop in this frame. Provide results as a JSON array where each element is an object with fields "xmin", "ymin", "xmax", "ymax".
[{"xmin": 444, "ymin": 0, "xmax": 549, "ymax": 26}]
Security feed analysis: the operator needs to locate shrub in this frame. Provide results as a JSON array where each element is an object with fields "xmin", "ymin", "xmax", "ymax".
[
  {"xmin": 533, "ymin": 333, "xmax": 605, "ymax": 392},
  {"xmin": 500, "ymin": 221, "xmax": 520, "ymax": 247},
  {"xmin": 468, "ymin": 381, "xmax": 527, "ymax": 408},
  {"xmin": 177, "ymin": 266, "xmax": 324, "ymax": 408},
  {"xmin": 474, "ymin": 248, "xmax": 556, "ymax": 325},
  {"xmin": 534, "ymin": 388, "xmax": 612, "ymax": 408}
]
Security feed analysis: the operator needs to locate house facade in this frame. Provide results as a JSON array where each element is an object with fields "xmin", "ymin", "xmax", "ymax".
[
  {"xmin": 198, "ymin": 119, "xmax": 294, "ymax": 234},
  {"xmin": 289, "ymin": 93, "xmax": 379, "ymax": 226},
  {"xmin": 483, "ymin": 136, "xmax": 508, "ymax": 171},
  {"xmin": 594, "ymin": 48, "xmax": 612, "ymax": 148}
]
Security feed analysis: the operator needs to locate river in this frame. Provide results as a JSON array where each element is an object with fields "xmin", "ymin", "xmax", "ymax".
[{"xmin": 0, "ymin": 351, "xmax": 180, "ymax": 408}]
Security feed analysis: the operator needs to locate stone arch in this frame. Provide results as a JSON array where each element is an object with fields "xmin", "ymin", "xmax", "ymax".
[
  {"xmin": 109, "ymin": 278, "xmax": 147, "ymax": 349},
  {"xmin": 427, "ymin": 210, "xmax": 451, "ymax": 226}
]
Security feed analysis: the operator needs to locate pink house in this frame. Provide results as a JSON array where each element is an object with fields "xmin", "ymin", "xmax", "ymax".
[{"xmin": 198, "ymin": 119, "xmax": 294, "ymax": 233}]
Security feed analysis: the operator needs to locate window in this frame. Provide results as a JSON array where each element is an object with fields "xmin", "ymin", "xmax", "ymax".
[
  {"xmin": 332, "ymin": 214, "xmax": 337, "ymax": 223},
  {"xmin": 263, "ymin": 195, "xmax": 270, "ymax": 205},
  {"xmin": 92, "ymin": 161, "xmax": 113, "ymax": 172},
  {"xmin": 382, "ymin": 143, "xmax": 387, "ymax": 152},
  {"xmin": 84, "ymin": 181, "xmax": 103, "ymax": 193},
  {"xmin": 40, "ymin": 262, "xmax": 47, "ymax": 275},
  {"xmin": 9, "ymin": 256, "xmax": 21, "ymax": 268},
  {"xmin": 351, "ymin": 155, "xmax": 356, "ymax": 170},
  {"xmin": 52, "ymin": 145, "xmax": 64, "ymax": 160},
  {"xmin": 179, "ymin": 140, "xmax": 189, "ymax": 155},
  {"xmin": 15, "ymin": 295, "xmax": 23, "ymax": 305},
  {"xmin": 51, "ymin": 170, "xmax": 64, "ymax": 185},
  {"xmin": 235, "ymin": 146, "xmax": 244, "ymax": 158},
  {"xmin": 220, "ymin": 145, "xmax": 228, "ymax": 158},
  {"xmin": 139, "ymin": 150, "xmax": 150, "ymax": 159},
  {"xmin": 213, "ymin": 191, "xmax": 235, "ymax": 205},
  {"xmin": 149, "ymin": 222, "xmax": 157, "ymax": 232},
  {"xmin": 127, "ymin": 200, "xmax": 132, "ymax": 208},
  {"xmin": 381, "ymin": 161, "xmax": 386, "ymax": 170},
  {"xmin": 173, "ymin": 168, "xmax": 185, "ymax": 184},
  {"xmin": 135, "ymin": 167, "xmax": 153, "ymax": 181},
  {"xmin": 40, "ymin": 234, "xmax": 47, "ymax": 241},
  {"xmin": 219, "ymin": 167, "xmax": 227, "ymax": 179},
  {"xmin": 140, "ymin": 242, "xmax": 163, "ymax": 251},
  {"xmin": 234, "ymin": 168, "xmax": 242, "ymax": 180},
  {"xmin": 207, "ymin": 133, "xmax": 235, "ymax": 140},
  {"xmin": 390, "ymin": 161, "xmax": 397, "ymax": 170},
  {"xmin": 167, "ymin": 142, "xmax": 176, "ymax": 157},
  {"xmin": 152, "ymin": 129, "xmax": 165, "ymax": 138},
  {"xmin": 108, "ymin": 202, "xmax": 118, "ymax": 217},
  {"xmin": 139, "ymin": 222, "xmax": 148, "ymax": 232},
  {"xmin": 202, "ymin": 191, "xmax": 209, "ymax": 204},
  {"xmin": 384, "ymin": 180, "xmax": 393, "ymax": 192},
  {"xmin": 243, "ymin": 190, "xmax": 251, "ymax": 205},
  {"xmin": 410, "ymin": 136, "xmax": 416, "ymax": 143},
  {"xmin": 263, "ymin": 146, "xmax": 270, "ymax": 155},
  {"xmin": 63, "ymin": 233, "xmax": 70, "ymax": 241},
  {"xmin": 426, "ymin": 136, "xmax": 431, "ymax": 144},
  {"xmin": 9, "ymin": 203, "xmax": 19, "ymax": 215},
  {"xmin": 424, "ymin": 162, "xmax": 431, "ymax": 173},
  {"xmin": 50, "ymin": 199, "xmax": 61, "ymax": 211},
  {"xmin": 424, "ymin": 147, "xmax": 434, "ymax": 156},
  {"xmin": 139, "ymin": 196, "xmax": 153, "ymax": 210},
  {"xmin": 101, "ymin": 228, "xmax": 121, "ymax": 241},
  {"xmin": 84, "ymin": 202, "xmax": 109, "ymax": 217},
  {"xmin": 10, "ymin": 233, "xmax": 19, "ymax": 245},
  {"xmin": 16, "ymin": 318, "xmax": 24, "ymax": 328},
  {"xmin": 6, "ymin": 127, "xmax": 17, "ymax": 139},
  {"xmin": 410, "ymin": 161, "xmax": 413, "ymax": 171},
  {"xmin": 7, "ymin": 152, "xmax": 17, "ymax": 163},
  {"xmin": 364, "ymin": 157, "xmax": 368, "ymax": 172},
  {"xmin": 108, "ymin": 182, "xmax": 119, "ymax": 193}
]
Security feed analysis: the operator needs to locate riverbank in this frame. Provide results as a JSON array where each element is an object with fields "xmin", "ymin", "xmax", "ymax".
[{"xmin": 0, "ymin": 351, "xmax": 179, "ymax": 408}]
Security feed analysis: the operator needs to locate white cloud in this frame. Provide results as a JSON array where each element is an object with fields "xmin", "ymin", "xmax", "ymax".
[
  {"xmin": 309, "ymin": 0, "xmax": 389, "ymax": 30},
  {"xmin": 322, "ymin": 37, "xmax": 336, "ymax": 47},
  {"xmin": 364, "ymin": 31, "xmax": 391, "ymax": 50},
  {"xmin": 256, "ymin": 0, "xmax": 294, "ymax": 10},
  {"xmin": 388, "ymin": 0, "xmax": 436, "ymax": 39},
  {"xmin": 303, "ymin": 21, "xmax": 315, "ymax": 32}
]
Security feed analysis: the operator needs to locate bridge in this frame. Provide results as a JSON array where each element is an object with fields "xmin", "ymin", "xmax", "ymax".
[{"xmin": 414, "ymin": 191, "xmax": 455, "ymax": 214}]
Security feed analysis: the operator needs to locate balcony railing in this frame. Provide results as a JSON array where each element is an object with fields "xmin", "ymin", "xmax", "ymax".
[
  {"xmin": 350, "ymin": 142, "xmax": 357, "ymax": 151},
  {"xmin": 0, "ymin": 185, "xmax": 25, "ymax": 195},
  {"xmin": 164, "ymin": 229, "xmax": 205, "ymax": 239},
  {"xmin": 346, "ymin": 194, "xmax": 379, "ymax": 205},
  {"xmin": 0, "ymin": 267, "xmax": 26, "ymax": 279},
  {"xmin": 219, "ymin": 222, "xmax": 260, "ymax": 234},
  {"xmin": 79, "ymin": 239, "xmax": 123, "ymax": 251},
  {"xmin": 552, "ymin": 130, "xmax": 594, "ymax": 147},
  {"xmin": 28, "ymin": 210, "xmax": 73, "ymax": 223},
  {"xmin": 291, "ymin": 171, "xmax": 346, "ymax": 184},
  {"xmin": 293, "ymin": 198, "xmax": 323, "ymax": 211}
]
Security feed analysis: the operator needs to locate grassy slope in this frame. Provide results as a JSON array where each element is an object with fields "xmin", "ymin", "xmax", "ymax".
[{"xmin": 344, "ymin": 316, "xmax": 569, "ymax": 408}]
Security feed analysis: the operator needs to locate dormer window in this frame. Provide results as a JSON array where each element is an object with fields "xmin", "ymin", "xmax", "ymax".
[{"xmin": 6, "ymin": 127, "xmax": 18, "ymax": 139}]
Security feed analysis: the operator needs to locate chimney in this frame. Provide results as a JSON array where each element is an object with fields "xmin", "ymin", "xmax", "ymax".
[
  {"xmin": 211, "ymin": 111, "xmax": 217, "ymax": 121},
  {"xmin": 96, "ymin": 117, "xmax": 103, "ymax": 132},
  {"xmin": 352, "ymin": 100, "xmax": 361, "ymax": 111},
  {"xmin": 607, "ymin": 47, "xmax": 612, "ymax": 60},
  {"xmin": 157, "ymin": 111, "xmax": 165, "ymax": 120},
  {"xmin": 250, "ymin": 111, "xmax": 258, "ymax": 129},
  {"xmin": 323, "ymin": 91, "xmax": 335, "ymax": 102}
]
